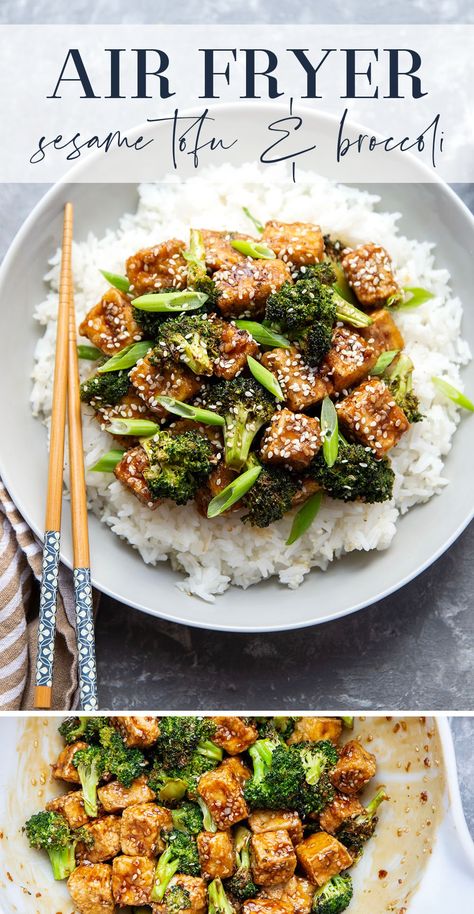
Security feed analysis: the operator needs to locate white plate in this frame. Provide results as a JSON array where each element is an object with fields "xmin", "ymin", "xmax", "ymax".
[{"xmin": 0, "ymin": 105, "xmax": 473, "ymax": 631}]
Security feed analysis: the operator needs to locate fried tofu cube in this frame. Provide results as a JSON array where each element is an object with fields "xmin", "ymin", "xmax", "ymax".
[
  {"xmin": 261, "ymin": 220, "xmax": 325, "ymax": 269},
  {"xmin": 358, "ymin": 308, "xmax": 404, "ymax": 356},
  {"xmin": 195, "ymin": 465, "xmax": 238, "ymax": 518},
  {"xmin": 242, "ymin": 900, "xmax": 294, "ymax": 914},
  {"xmin": 330, "ymin": 740, "xmax": 377, "ymax": 795},
  {"xmin": 120, "ymin": 803, "xmax": 172, "ymax": 857},
  {"xmin": 79, "ymin": 287, "xmax": 143, "ymax": 356},
  {"xmin": 263, "ymin": 876, "xmax": 315, "ymax": 914},
  {"xmin": 151, "ymin": 874, "xmax": 208, "ymax": 914},
  {"xmin": 214, "ymin": 258, "xmax": 292, "ymax": 319},
  {"xmin": 114, "ymin": 446, "xmax": 159, "ymax": 509},
  {"xmin": 68, "ymin": 863, "xmax": 115, "ymax": 914},
  {"xmin": 111, "ymin": 716, "xmax": 160, "ymax": 749},
  {"xmin": 336, "ymin": 377, "xmax": 410, "ymax": 455},
  {"xmin": 341, "ymin": 243, "xmax": 401, "ymax": 307},
  {"xmin": 212, "ymin": 717, "xmax": 259, "ymax": 755},
  {"xmin": 200, "ymin": 229, "xmax": 253, "ymax": 271},
  {"xmin": 46, "ymin": 790, "xmax": 90, "ymax": 829},
  {"xmin": 98, "ymin": 775, "xmax": 155, "ymax": 813},
  {"xmin": 221, "ymin": 755, "xmax": 252, "ymax": 785},
  {"xmin": 295, "ymin": 832, "xmax": 352, "ymax": 886},
  {"xmin": 198, "ymin": 763, "xmax": 248, "ymax": 830},
  {"xmin": 288, "ymin": 717, "xmax": 343, "ymax": 746},
  {"xmin": 248, "ymin": 810, "xmax": 303, "ymax": 846},
  {"xmin": 126, "ymin": 239, "xmax": 188, "ymax": 295},
  {"xmin": 130, "ymin": 352, "xmax": 201, "ymax": 415},
  {"xmin": 250, "ymin": 829, "xmax": 297, "ymax": 886},
  {"xmin": 112, "ymin": 855, "xmax": 155, "ymax": 907},
  {"xmin": 319, "ymin": 793, "xmax": 364, "ymax": 834},
  {"xmin": 291, "ymin": 478, "xmax": 322, "ymax": 508},
  {"xmin": 95, "ymin": 390, "xmax": 157, "ymax": 435},
  {"xmin": 52, "ymin": 741, "xmax": 88, "ymax": 783},
  {"xmin": 323, "ymin": 327, "xmax": 377, "ymax": 392},
  {"xmin": 76, "ymin": 815, "xmax": 122, "ymax": 863},
  {"xmin": 261, "ymin": 348, "xmax": 333, "ymax": 412},
  {"xmin": 197, "ymin": 829, "xmax": 235, "ymax": 878},
  {"xmin": 260, "ymin": 408, "xmax": 322, "ymax": 471},
  {"xmin": 214, "ymin": 320, "xmax": 259, "ymax": 379}
]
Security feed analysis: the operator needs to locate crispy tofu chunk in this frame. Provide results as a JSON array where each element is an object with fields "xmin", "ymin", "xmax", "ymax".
[
  {"xmin": 250, "ymin": 829, "xmax": 297, "ymax": 886},
  {"xmin": 341, "ymin": 243, "xmax": 400, "ymax": 307},
  {"xmin": 126, "ymin": 239, "xmax": 187, "ymax": 295},
  {"xmin": 248, "ymin": 810, "xmax": 303, "ymax": 847},
  {"xmin": 114, "ymin": 446, "xmax": 159, "ymax": 510},
  {"xmin": 288, "ymin": 717, "xmax": 343, "ymax": 746},
  {"xmin": 358, "ymin": 308, "xmax": 404, "ymax": 356},
  {"xmin": 221, "ymin": 755, "xmax": 252, "ymax": 785},
  {"xmin": 214, "ymin": 319, "xmax": 259, "ymax": 379},
  {"xmin": 195, "ymin": 465, "xmax": 238, "ymax": 518},
  {"xmin": 212, "ymin": 717, "xmax": 259, "ymax": 755},
  {"xmin": 336, "ymin": 377, "xmax": 410, "ymax": 455},
  {"xmin": 130, "ymin": 353, "xmax": 201, "ymax": 415},
  {"xmin": 197, "ymin": 829, "xmax": 235, "ymax": 878},
  {"xmin": 112, "ymin": 855, "xmax": 155, "ymax": 907},
  {"xmin": 295, "ymin": 832, "xmax": 352, "ymax": 886},
  {"xmin": 214, "ymin": 258, "xmax": 292, "ymax": 319},
  {"xmin": 111, "ymin": 716, "xmax": 160, "ymax": 749},
  {"xmin": 151, "ymin": 874, "xmax": 208, "ymax": 914},
  {"xmin": 331, "ymin": 740, "xmax": 377, "ymax": 795},
  {"xmin": 323, "ymin": 327, "xmax": 377, "ymax": 392},
  {"xmin": 261, "ymin": 220, "xmax": 325, "ymax": 270},
  {"xmin": 95, "ymin": 389, "xmax": 157, "ymax": 433},
  {"xmin": 120, "ymin": 802, "xmax": 172, "ymax": 857},
  {"xmin": 243, "ymin": 900, "xmax": 294, "ymax": 914},
  {"xmin": 198, "ymin": 763, "xmax": 248, "ymax": 830},
  {"xmin": 200, "ymin": 229, "xmax": 253, "ymax": 271},
  {"xmin": 79, "ymin": 288, "xmax": 143, "ymax": 356},
  {"xmin": 319, "ymin": 793, "xmax": 364, "ymax": 834},
  {"xmin": 46, "ymin": 790, "xmax": 90, "ymax": 829},
  {"xmin": 77, "ymin": 815, "xmax": 122, "ymax": 863},
  {"xmin": 261, "ymin": 348, "xmax": 333, "ymax": 412},
  {"xmin": 263, "ymin": 876, "xmax": 315, "ymax": 914},
  {"xmin": 260, "ymin": 408, "xmax": 322, "ymax": 471},
  {"xmin": 291, "ymin": 478, "xmax": 322, "ymax": 508},
  {"xmin": 98, "ymin": 775, "xmax": 155, "ymax": 813},
  {"xmin": 68, "ymin": 863, "xmax": 115, "ymax": 914},
  {"xmin": 52, "ymin": 741, "xmax": 88, "ymax": 783}
]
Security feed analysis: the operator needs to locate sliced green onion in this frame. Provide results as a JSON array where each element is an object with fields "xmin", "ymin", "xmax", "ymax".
[
  {"xmin": 90, "ymin": 449, "xmax": 125, "ymax": 472},
  {"xmin": 371, "ymin": 349, "xmax": 400, "ymax": 376},
  {"xmin": 432, "ymin": 377, "xmax": 474, "ymax": 412},
  {"xmin": 321, "ymin": 396, "xmax": 339, "ymax": 467},
  {"xmin": 231, "ymin": 239, "xmax": 276, "ymax": 260},
  {"xmin": 242, "ymin": 206, "xmax": 264, "ymax": 234},
  {"xmin": 132, "ymin": 290, "xmax": 208, "ymax": 312},
  {"xmin": 388, "ymin": 286, "xmax": 434, "ymax": 310},
  {"xmin": 207, "ymin": 465, "xmax": 262, "ymax": 518},
  {"xmin": 235, "ymin": 320, "xmax": 291, "ymax": 349},
  {"xmin": 156, "ymin": 396, "xmax": 225, "ymax": 426},
  {"xmin": 247, "ymin": 355, "xmax": 284, "ymax": 401},
  {"xmin": 97, "ymin": 340, "xmax": 153, "ymax": 374},
  {"xmin": 106, "ymin": 419, "xmax": 158, "ymax": 437},
  {"xmin": 286, "ymin": 492, "xmax": 323, "ymax": 546},
  {"xmin": 77, "ymin": 345, "xmax": 102, "ymax": 360},
  {"xmin": 100, "ymin": 269, "xmax": 130, "ymax": 293}
]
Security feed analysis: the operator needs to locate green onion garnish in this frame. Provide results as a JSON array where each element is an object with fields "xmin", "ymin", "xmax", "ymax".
[
  {"xmin": 388, "ymin": 286, "xmax": 434, "ymax": 309},
  {"xmin": 155, "ymin": 396, "xmax": 225, "ymax": 426},
  {"xmin": 242, "ymin": 206, "xmax": 264, "ymax": 234},
  {"xmin": 97, "ymin": 341, "xmax": 153, "ymax": 374},
  {"xmin": 286, "ymin": 492, "xmax": 323, "ymax": 546},
  {"xmin": 231, "ymin": 239, "xmax": 276, "ymax": 260},
  {"xmin": 371, "ymin": 349, "xmax": 400, "ymax": 376},
  {"xmin": 106, "ymin": 419, "xmax": 158, "ymax": 437},
  {"xmin": 235, "ymin": 320, "xmax": 291, "ymax": 349},
  {"xmin": 132, "ymin": 290, "xmax": 208, "ymax": 312},
  {"xmin": 247, "ymin": 355, "xmax": 284, "ymax": 401},
  {"xmin": 207, "ymin": 465, "xmax": 263, "ymax": 518},
  {"xmin": 321, "ymin": 396, "xmax": 339, "ymax": 467},
  {"xmin": 100, "ymin": 269, "xmax": 130, "ymax": 293},
  {"xmin": 90, "ymin": 449, "xmax": 125, "ymax": 472},
  {"xmin": 77, "ymin": 345, "xmax": 102, "ymax": 360},
  {"xmin": 432, "ymin": 377, "xmax": 474, "ymax": 412}
]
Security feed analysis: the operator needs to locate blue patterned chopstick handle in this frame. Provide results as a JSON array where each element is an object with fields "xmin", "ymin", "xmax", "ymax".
[
  {"xmin": 73, "ymin": 567, "xmax": 98, "ymax": 711},
  {"xmin": 36, "ymin": 530, "xmax": 61, "ymax": 688}
]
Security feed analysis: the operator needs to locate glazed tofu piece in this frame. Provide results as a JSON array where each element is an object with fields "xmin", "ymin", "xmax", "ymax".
[
  {"xmin": 319, "ymin": 793, "xmax": 364, "ymax": 834},
  {"xmin": 79, "ymin": 287, "xmax": 143, "ymax": 356},
  {"xmin": 111, "ymin": 855, "xmax": 155, "ymax": 907},
  {"xmin": 242, "ymin": 900, "xmax": 294, "ymax": 914},
  {"xmin": 260, "ymin": 408, "xmax": 322, "ymax": 471},
  {"xmin": 358, "ymin": 308, "xmax": 404, "ymax": 356},
  {"xmin": 195, "ymin": 465, "xmax": 238, "ymax": 518},
  {"xmin": 250, "ymin": 829, "xmax": 297, "ymax": 886},
  {"xmin": 111, "ymin": 716, "xmax": 160, "ymax": 749},
  {"xmin": 331, "ymin": 740, "xmax": 377, "ymax": 795},
  {"xmin": 263, "ymin": 876, "xmax": 315, "ymax": 914},
  {"xmin": 341, "ymin": 243, "xmax": 401, "ymax": 307},
  {"xmin": 198, "ymin": 762, "xmax": 248, "ymax": 830},
  {"xmin": 52, "ymin": 741, "xmax": 88, "ymax": 783},
  {"xmin": 68, "ymin": 863, "xmax": 114, "ymax": 914},
  {"xmin": 248, "ymin": 809, "xmax": 303, "ymax": 846},
  {"xmin": 77, "ymin": 815, "xmax": 122, "ymax": 863},
  {"xmin": 261, "ymin": 348, "xmax": 333, "ymax": 412},
  {"xmin": 126, "ymin": 238, "xmax": 188, "ymax": 295},
  {"xmin": 212, "ymin": 717, "xmax": 259, "ymax": 755},
  {"xmin": 197, "ymin": 829, "xmax": 235, "ymax": 878},
  {"xmin": 214, "ymin": 319, "xmax": 259, "ymax": 379},
  {"xmin": 120, "ymin": 802, "xmax": 172, "ymax": 857},
  {"xmin": 98, "ymin": 775, "xmax": 155, "ymax": 813},
  {"xmin": 288, "ymin": 717, "xmax": 343, "ymax": 746},
  {"xmin": 151, "ymin": 874, "xmax": 208, "ymax": 914},
  {"xmin": 291, "ymin": 478, "xmax": 322, "ymax": 509},
  {"xmin": 261, "ymin": 220, "xmax": 325, "ymax": 270},
  {"xmin": 214, "ymin": 258, "xmax": 292, "ymax": 319},
  {"xmin": 336, "ymin": 377, "xmax": 410, "ymax": 456},
  {"xmin": 130, "ymin": 352, "xmax": 201, "ymax": 415},
  {"xmin": 221, "ymin": 755, "xmax": 252, "ymax": 785},
  {"xmin": 323, "ymin": 327, "xmax": 377, "ymax": 392},
  {"xmin": 295, "ymin": 832, "xmax": 352, "ymax": 886},
  {"xmin": 95, "ymin": 391, "xmax": 158, "ymax": 445},
  {"xmin": 46, "ymin": 790, "xmax": 90, "ymax": 829},
  {"xmin": 200, "ymin": 229, "xmax": 253, "ymax": 271},
  {"xmin": 114, "ymin": 446, "xmax": 159, "ymax": 510}
]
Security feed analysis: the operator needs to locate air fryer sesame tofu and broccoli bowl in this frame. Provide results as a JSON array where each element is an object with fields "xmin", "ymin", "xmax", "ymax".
[{"xmin": 31, "ymin": 166, "xmax": 472, "ymax": 600}]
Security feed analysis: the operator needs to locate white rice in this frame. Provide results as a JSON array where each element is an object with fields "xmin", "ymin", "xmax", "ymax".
[{"xmin": 30, "ymin": 163, "xmax": 471, "ymax": 602}]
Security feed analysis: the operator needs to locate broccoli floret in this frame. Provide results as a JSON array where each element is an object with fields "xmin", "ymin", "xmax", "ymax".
[
  {"xmin": 312, "ymin": 874, "xmax": 353, "ymax": 914},
  {"xmin": 151, "ymin": 846, "xmax": 181, "ymax": 902},
  {"xmin": 171, "ymin": 801, "xmax": 204, "ymax": 835},
  {"xmin": 244, "ymin": 739, "xmax": 337, "ymax": 816},
  {"xmin": 336, "ymin": 787, "xmax": 387, "ymax": 858},
  {"xmin": 142, "ymin": 430, "xmax": 213, "ymax": 505},
  {"xmin": 225, "ymin": 826, "xmax": 258, "ymax": 901},
  {"xmin": 164, "ymin": 883, "xmax": 192, "ymax": 914},
  {"xmin": 72, "ymin": 744, "xmax": 105, "ymax": 817},
  {"xmin": 242, "ymin": 459, "xmax": 301, "ymax": 527},
  {"xmin": 383, "ymin": 353, "xmax": 423, "ymax": 423},
  {"xmin": 98, "ymin": 725, "xmax": 147, "ymax": 787},
  {"xmin": 80, "ymin": 368, "xmax": 130, "ymax": 406},
  {"xmin": 310, "ymin": 440, "xmax": 394, "ymax": 503},
  {"xmin": 156, "ymin": 313, "xmax": 221, "ymax": 375},
  {"xmin": 24, "ymin": 810, "xmax": 92, "ymax": 881},
  {"xmin": 132, "ymin": 306, "xmax": 165, "ymax": 339},
  {"xmin": 58, "ymin": 717, "xmax": 111, "ymax": 745},
  {"xmin": 204, "ymin": 377, "xmax": 275, "ymax": 470},
  {"xmin": 184, "ymin": 228, "xmax": 220, "ymax": 308},
  {"xmin": 149, "ymin": 754, "xmax": 218, "ymax": 805},
  {"xmin": 155, "ymin": 717, "xmax": 221, "ymax": 769},
  {"xmin": 254, "ymin": 716, "xmax": 300, "ymax": 741},
  {"xmin": 274, "ymin": 716, "xmax": 300, "ymax": 740},
  {"xmin": 208, "ymin": 877, "xmax": 236, "ymax": 914},
  {"xmin": 151, "ymin": 830, "xmax": 201, "ymax": 902}
]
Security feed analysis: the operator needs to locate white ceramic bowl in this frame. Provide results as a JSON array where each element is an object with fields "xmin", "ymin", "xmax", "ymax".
[{"xmin": 0, "ymin": 105, "xmax": 473, "ymax": 631}]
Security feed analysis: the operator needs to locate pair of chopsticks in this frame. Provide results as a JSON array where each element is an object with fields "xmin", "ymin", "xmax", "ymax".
[{"xmin": 34, "ymin": 203, "xmax": 98, "ymax": 711}]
